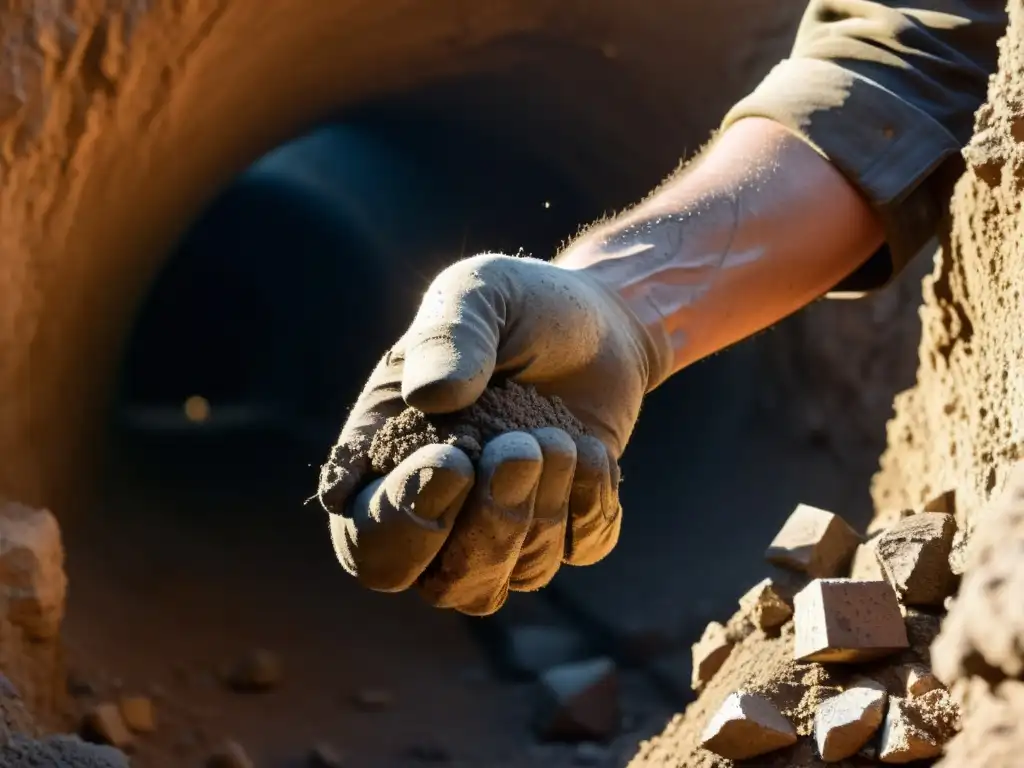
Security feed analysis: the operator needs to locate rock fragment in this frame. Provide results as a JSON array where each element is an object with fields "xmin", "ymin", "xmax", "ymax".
[
  {"xmin": 814, "ymin": 678, "xmax": 888, "ymax": 761},
  {"xmin": 878, "ymin": 690, "xmax": 959, "ymax": 763},
  {"xmin": 207, "ymin": 740, "xmax": 254, "ymax": 768},
  {"xmin": 700, "ymin": 691, "xmax": 797, "ymax": 760},
  {"xmin": 225, "ymin": 649, "xmax": 282, "ymax": 693},
  {"xmin": 849, "ymin": 537, "xmax": 885, "ymax": 581},
  {"xmin": 765, "ymin": 504, "xmax": 861, "ymax": 578},
  {"xmin": 0, "ymin": 501, "xmax": 67, "ymax": 640},
  {"xmin": 875, "ymin": 513, "xmax": 957, "ymax": 606},
  {"xmin": 308, "ymin": 742, "xmax": 345, "ymax": 767},
  {"xmin": 119, "ymin": 695, "xmax": 156, "ymax": 734},
  {"xmin": 896, "ymin": 663, "xmax": 944, "ymax": 698},
  {"xmin": 739, "ymin": 578, "xmax": 793, "ymax": 632},
  {"xmin": 81, "ymin": 702, "xmax": 133, "ymax": 750},
  {"xmin": 504, "ymin": 625, "xmax": 591, "ymax": 677},
  {"xmin": 690, "ymin": 621, "xmax": 734, "ymax": 692},
  {"xmin": 794, "ymin": 579, "xmax": 909, "ymax": 663},
  {"xmin": 534, "ymin": 657, "xmax": 619, "ymax": 742}
]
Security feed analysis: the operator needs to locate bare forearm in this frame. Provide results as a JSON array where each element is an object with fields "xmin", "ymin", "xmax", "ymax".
[{"xmin": 557, "ymin": 117, "xmax": 884, "ymax": 382}]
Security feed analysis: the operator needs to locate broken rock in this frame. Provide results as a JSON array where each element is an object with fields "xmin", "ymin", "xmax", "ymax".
[
  {"xmin": 896, "ymin": 663, "xmax": 944, "ymax": 698},
  {"xmin": 766, "ymin": 504, "xmax": 861, "ymax": 578},
  {"xmin": 119, "ymin": 695, "xmax": 156, "ymax": 733},
  {"xmin": 878, "ymin": 690, "xmax": 960, "ymax": 764},
  {"xmin": 875, "ymin": 513, "xmax": 957, "ymax": 606},
  {"xmin": 814, "ymin": 678, "xmax": 887, "ymax": 761},
  {"xmin": 738, "ymin": 578, "xmax": 793, "ymax": 632},
  {"xmin": 0, "ymin": 501, "xmax": 67, "ymax": 640},
  {"xmin": 794, "ymin": 579, "xmax": 909, "ymax": 663},
  {"xmin": 700, "ymin": 690, "xmax": 797, "ymax": 760},
  {"xmin": 81, "ymin": 702, "xmax": 133, "ymax": 750},
  {"xmin": 534, "ymin": 657, "xmax": 619, "ymax": 742},
  {"xmin": 690, "ymin": 621, "xmax": 734, "ymax": 692}
]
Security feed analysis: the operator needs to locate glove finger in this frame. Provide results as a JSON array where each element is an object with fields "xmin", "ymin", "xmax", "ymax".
[
  {"xmin": 318, "ymin": 348, "xmax": 407, "ymax": 515},
  {"xmin": 509, "ymin": 427, "xmax": 576, "ymax": 591},
  {"xmin": 417, "ymin": 431, "xmax": 542, "ymax": 615},
  {"xmin": 401, "ymin": 255, "xmax": 507, "ymax": 414},
  {"xmin": 564, "ymin": 436, "xmax": 622, "ymax": 566},
  {"xmin": 329, "ymin": 443, "xmax": 474, "ymax": 592}
]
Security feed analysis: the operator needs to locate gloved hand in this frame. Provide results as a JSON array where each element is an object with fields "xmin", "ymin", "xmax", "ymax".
[{"xmin": 317, "ymin": 253, "xmax": 670, "ymax": 615}]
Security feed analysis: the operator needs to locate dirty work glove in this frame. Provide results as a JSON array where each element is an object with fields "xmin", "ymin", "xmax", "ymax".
[{"xmin": 317, "ymin": 253, "xmax": 670, "ymax": 615}]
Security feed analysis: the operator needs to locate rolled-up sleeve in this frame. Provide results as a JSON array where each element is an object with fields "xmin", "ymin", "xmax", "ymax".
[{"xmin": 722, "ymin": 0, "xmax": 1005, "ymax": 294}]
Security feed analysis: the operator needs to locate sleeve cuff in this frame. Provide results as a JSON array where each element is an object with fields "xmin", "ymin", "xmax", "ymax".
[{"xmin": 721, "ymin": 58, "xmax": 960, "ymax": 295}]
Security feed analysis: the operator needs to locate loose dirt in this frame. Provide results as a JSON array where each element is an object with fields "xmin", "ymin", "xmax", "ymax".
[{"xmin": 367, "ymin": 380, "xmax": 593, "ymax": 472}]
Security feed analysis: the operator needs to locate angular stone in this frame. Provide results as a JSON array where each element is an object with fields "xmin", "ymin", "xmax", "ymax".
[
  {"xmin": 81, "ymin": 702, "xmax": 133, "ymax": 750},
  {"xmin": 0, "ymin": 502, "xmax": 67, "ymax": 640},
  {"xmin": 850, "ymin": 537, "xmax": 886, "ymax": 581},
  {"xmin": 765, "ymin": 504, "xmax": 861, "ymax": 578},
  {"xmin": 896, "ymin": 663, "xmax": 944, "ymax": 698},
  {"xmin": 700, "ymin": 691, "xmax": 797, "ymax": 760},
  {"xmin": 878, "ymin": 691, "xmax": 959, "ymax": 764},
  {"xmin": 503, "ymin": 625, "xmax": 591, "ymax": 677},
  {"xmin": 690, "ymin": 621, "xmax": 733, "ymax": 692},
  {"xmin": 876, "ymin": 513, "xmax": 957, "ymax": 606},
  {"xmin": 534, "ymin": 657, "xmax": 619, "ymax": 742},
  {"xmin": 119, "ymin": 695, "xmax": 156, "ymax": 733},
  {"xmin": 225, "ymin": 649, "xmax": 282, "ymax": 693},
  {"xmin": 793, "ymin": 579, "xmax": 909, "ymax": 663},
  {"xmin": 814, "ymin": 678, "xmax": 888, "ymax": 761},
  {"xmin": 739, "ymin": 578, "xmax": 793, "ymax": 632}
]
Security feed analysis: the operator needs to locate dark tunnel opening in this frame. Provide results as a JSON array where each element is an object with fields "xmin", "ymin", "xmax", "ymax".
[{"xmin": 113, "ymin": 102, "xmax": 607, "ymax": 483}]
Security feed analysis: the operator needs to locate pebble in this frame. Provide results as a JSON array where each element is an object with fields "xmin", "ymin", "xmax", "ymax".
[
  {"xmin": 534, "ymin": 657, "xmax": 620, "ymax": 742},
  {"xmin": 738, "ymin": 578, "xmax": 793, "ymax": 632},
  {"xmin": 119, "ymin": 695, "xmax": 156, "ymax": 734},
  {"xmin": 814, "ymin": 678, "xmax": 887, "ymax": 761},
  {"xmin": 765, "ymin": 503, "xmax": 861, "ymax": 578},
  {"xmin": 700, "ymin": 691, "xmax": 797, "ymax": 760},
  {"xmin": 80, "ymin": 702, "xmax": 133, "ymax": 750}
]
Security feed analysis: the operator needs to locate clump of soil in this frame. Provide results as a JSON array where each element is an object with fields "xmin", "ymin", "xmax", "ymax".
[{"xmin": 368, "ymin": 380, "xmax": 592, "ymax": 473}]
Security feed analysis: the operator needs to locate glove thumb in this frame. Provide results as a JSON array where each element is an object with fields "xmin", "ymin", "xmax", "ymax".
[{"xmin": 401, "ymin": 255, "xmax": 506, "ymax": 413}]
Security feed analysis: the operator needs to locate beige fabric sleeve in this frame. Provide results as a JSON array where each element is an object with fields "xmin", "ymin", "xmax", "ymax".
[{"xmin": 722, "ymin": 1, "xmax": 1005, "ymax": 294}]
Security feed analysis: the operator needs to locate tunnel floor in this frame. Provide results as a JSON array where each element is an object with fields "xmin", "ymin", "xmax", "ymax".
[{"xmin": 58, "ymin": 436, "xmax": 675, "ymax": 768}]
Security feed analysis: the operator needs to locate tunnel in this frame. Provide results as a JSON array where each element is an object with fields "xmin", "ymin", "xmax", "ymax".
[{"xmin": 0, "ymin": 2, "xmax": 903, "ymax": 761}]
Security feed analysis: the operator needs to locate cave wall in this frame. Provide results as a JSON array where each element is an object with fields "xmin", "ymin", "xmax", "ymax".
[{"xmin": 870, "ymin": 5, "xmax": 1023, "ymax": 533}]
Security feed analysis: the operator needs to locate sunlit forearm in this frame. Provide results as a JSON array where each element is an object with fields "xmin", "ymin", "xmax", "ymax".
[{"xmin": 556, "ymin": 117, "xmax": 885, "ymax": 384}]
